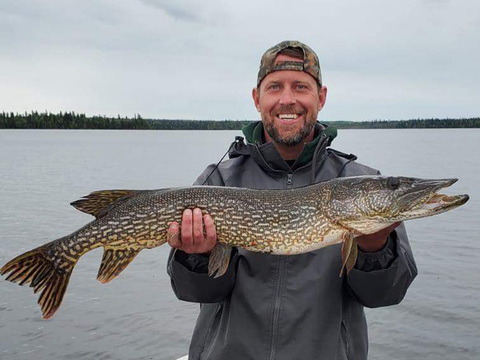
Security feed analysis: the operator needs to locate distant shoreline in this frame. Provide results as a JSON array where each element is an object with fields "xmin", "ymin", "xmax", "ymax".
[{"xmin": 1, "ymin": 112, "xmax": 479, "ymax": 129}]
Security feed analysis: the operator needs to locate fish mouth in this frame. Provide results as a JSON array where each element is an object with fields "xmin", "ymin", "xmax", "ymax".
[{"xmin": 397, "ymin": 178, "xmax": 469, "ymax": 220}]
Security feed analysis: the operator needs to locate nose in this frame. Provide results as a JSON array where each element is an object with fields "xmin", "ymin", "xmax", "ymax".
[{"xmin": 279, "ymin": 87, "xmax": 296, "ymax": 105}]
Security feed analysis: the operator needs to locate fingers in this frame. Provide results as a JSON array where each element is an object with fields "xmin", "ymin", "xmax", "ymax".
[
  {"xmin": 192, "ymin": 208, "xmax": 204, "ymax": 244},
  {"xmin": 181, "ymin": 209, "xmax": 194, "ymax": 250},
  {"xmin": 167, "ymin": 222, "xmax": 182, "ymax": 248},
  {"xmin": 167, "ymin": 208, "xmax": 217, "ymax": 254}
]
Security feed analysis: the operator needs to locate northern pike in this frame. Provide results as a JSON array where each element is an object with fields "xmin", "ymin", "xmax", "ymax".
[{"xmin": 1, "ymin": 176, "xmax": 469, "ymax": 319}]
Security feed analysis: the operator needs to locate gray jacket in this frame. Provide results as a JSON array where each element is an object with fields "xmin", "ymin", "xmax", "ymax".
[{"xmin": 168, "ymin": 125, "xmax": 417, "ymax": 360}]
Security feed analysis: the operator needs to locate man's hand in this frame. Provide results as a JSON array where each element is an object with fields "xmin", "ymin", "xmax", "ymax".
[
  {"xmin": 356, "ymin": 222, "xmax": 401, "ymax": 252},
  {"xmin": 167, "ymin": 208, "xmax": 217, "ymax": 255}
]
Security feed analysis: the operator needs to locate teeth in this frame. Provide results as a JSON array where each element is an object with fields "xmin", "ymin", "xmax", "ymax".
[{"xmin": 278, "ymin": 114, "xmax": 298, "ymax": 119}]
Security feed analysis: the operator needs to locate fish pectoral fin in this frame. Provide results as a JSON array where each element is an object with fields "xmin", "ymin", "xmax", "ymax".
[
  {"xmin": 208, "ymin": 243, "xmax": 232, "ymax": 278},
  {"xmin": 340, "ymin": 233, "xmax": 358, "ymax": 277},
  {"xmin": 345, "ymin": 238, "xmax": 358, "ymax": 275},
  {"xmin": 97, "ymin": 247, "xmax": 141, "ymax": 284},
  {"xmin": 70, "ymin": 190, "xmax": 146, "ymax": 218}
]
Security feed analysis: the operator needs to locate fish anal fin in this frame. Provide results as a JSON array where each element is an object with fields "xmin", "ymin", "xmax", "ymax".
[
  {"xmin": 208, "ymin": 243, "xmax": 232, "ymax": 278},
  {"xmin": 97, "ymin": 247, "xmax": 141, "ymax": 284},
  {"xmin": 340, "ymin": 233, "xmax": 358, "ymax": 277},
  {"xmin": 70, "ymin": 190, "xmax": 143, "ymax": 219}
]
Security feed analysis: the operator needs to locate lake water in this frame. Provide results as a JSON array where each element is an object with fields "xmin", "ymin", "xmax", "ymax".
[{"xmin": 0, "ymin": 129, "xmax": 479, "ymax": 360}]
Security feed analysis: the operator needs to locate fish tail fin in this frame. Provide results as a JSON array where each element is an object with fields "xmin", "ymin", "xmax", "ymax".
[{"xmin": 1, "ymin": 244, "xmax": 76, "ymax": 319}]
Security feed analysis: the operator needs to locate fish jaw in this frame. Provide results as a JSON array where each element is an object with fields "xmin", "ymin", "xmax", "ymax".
[{"xmin": 392, "ymin": 193, "xmax": 469, "ymax": 221}]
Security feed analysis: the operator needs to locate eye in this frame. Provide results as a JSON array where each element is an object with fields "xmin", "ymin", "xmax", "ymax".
[{"xmin": 386, "ymin": 177, "xmax": 400, "ymax": 190}]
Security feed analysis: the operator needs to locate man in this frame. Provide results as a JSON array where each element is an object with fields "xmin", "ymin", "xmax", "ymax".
[{"xmin": 167, "ymin": 41, "xmax": 417, "ymax": 360}]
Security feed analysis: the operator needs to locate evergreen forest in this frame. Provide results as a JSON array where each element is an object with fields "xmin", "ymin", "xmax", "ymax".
[{"xmin": 1, "ymin": 111, "xmax": 479, "ymax": 130}]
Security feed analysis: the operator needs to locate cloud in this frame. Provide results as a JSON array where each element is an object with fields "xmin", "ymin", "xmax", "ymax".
[
  {"xmin": 0, "ymin": 0, "xmax": 479, "ymax": 121},
  {"xmin": 139, "ymin": 0, "xmax": 203, "ymax": 23}
]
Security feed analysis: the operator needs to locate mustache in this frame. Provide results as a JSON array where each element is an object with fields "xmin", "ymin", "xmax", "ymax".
[{"xmin": 273, "ymin": 106, "xmax": 304, "ymax": 115}]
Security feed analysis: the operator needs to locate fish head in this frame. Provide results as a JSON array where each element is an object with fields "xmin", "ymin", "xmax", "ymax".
[{"xmin": 326, "ymin": 176, "xmax": 469, "ymax": 235}]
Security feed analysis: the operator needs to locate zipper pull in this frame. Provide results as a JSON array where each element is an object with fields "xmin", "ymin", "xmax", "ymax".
[{"xmin": 286, "ymin": 173, "xmax": 293, "ymax": 188}]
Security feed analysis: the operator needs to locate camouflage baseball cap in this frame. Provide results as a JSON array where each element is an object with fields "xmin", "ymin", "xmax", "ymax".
[{"xmin": 257, "ymin": 40, "xmax": 322, "ymax": 87}]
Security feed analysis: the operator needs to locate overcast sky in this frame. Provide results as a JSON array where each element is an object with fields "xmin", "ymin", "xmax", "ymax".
[{"xmin": 1, "ymin": 0, "xmax": 479, "ymax": 121}]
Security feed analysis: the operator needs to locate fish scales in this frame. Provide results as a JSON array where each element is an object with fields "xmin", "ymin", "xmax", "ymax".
[
  {"xmin": 157, "ymin": 185, "xmax": 332, "ymax": 253},
  {"xmin": 43, "ymin": 185, "xmax": 332, "ymax": 272},
  {"xmin": 0, "ymin": 176, "xmax": 469, "ymax": 319}
]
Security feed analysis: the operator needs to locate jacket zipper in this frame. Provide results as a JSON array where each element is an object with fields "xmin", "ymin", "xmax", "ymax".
[
  {"xmin": 268, "ymin": 173, "xmax": 292, "ymax": 360},
  {"xmin": 286, "ymin": 173, "xmax": 293, "ymax": 189}
]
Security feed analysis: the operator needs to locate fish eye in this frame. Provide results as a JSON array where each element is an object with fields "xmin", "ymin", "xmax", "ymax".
[{"xmin": 386, "ymin": 177, "xmax": 400, "ymax": 190}]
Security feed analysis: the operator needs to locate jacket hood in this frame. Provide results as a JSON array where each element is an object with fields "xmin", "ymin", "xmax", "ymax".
[{"xmin": 228, "ymin": 121, "xmax": 337, "ymax": 174}]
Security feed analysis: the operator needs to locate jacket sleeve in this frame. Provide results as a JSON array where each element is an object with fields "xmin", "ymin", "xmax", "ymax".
[
  {"xmin": 167, "ymin": 164, "xmax": 238, "ymax": 303},
  {"xmin": 346, "ymin": 223, "xmax": 418, "ymax": 308}
]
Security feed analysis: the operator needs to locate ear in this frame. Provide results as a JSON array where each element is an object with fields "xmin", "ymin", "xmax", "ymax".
[
  {"xmin": 317, "ymin": 85, "xmax": 327, "ymax": 112},
  {"xmin": 252, "ymin": 87, "xmax": 261, "ymax": 112}
]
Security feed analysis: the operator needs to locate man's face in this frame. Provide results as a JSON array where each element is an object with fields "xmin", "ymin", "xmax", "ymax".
[{"xmin": 252, "ymin": 55, "xmax": 327, "ymax": 146}]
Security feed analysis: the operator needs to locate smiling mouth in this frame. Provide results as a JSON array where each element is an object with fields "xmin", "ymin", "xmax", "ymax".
[{"xmin": 276, "ymin": 113, "xmax": 302, "ymax": 121}]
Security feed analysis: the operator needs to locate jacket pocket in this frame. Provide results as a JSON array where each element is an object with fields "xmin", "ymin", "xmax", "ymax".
[
  {"xmin": 341, "ymin": 320, "xmax": 352, "ymax": 360},
  {"xmin": 200, "ymin": 303, "xmax": 223, "ymax": 359}
]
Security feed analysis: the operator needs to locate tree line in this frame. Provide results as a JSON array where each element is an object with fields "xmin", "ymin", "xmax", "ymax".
[
  {"xmin": 1, "ymin": 111, "xmax": 479, "ymax": 129},
  {"xmin": 0, "ymin": 112, "xmax": 249, "ymax": 130},
  {"xmin": 328, "ymin": 118, "xmax": 480, "ymax": 129}
]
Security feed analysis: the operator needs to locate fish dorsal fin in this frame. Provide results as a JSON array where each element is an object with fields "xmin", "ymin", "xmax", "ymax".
[
  {"xmin": 97, "ymin": 247, "xmax": 141, "ymax": 284},
  {"xmin": 70, "ymin": 190, "xmax": 142, "ymax": 219}
]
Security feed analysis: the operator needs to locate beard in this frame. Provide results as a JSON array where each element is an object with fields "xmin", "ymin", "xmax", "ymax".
[{"xmin": 263, "ymin": 107, "xmax": 317, "ymax": 146}]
